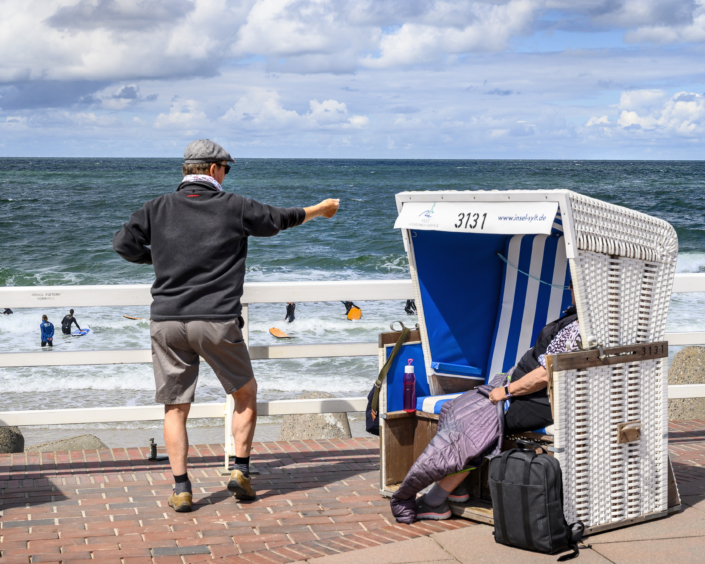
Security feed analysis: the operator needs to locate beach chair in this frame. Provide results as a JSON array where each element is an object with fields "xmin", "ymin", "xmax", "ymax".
[{"xmin": 379, "ymin": 190, "xmax": 681, "ymax": 534}]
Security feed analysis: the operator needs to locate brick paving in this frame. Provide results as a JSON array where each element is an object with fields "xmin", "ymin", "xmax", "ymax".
[
  {"xmin": 667, "ymin": 419, "xmax": 705, "ymax": 486},
  {"xmin": 1, "ymin": 420, "xmax": 703, "ymax": 564}
]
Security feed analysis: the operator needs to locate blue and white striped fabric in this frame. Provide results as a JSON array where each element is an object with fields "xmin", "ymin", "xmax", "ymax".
[
  {"xmin": 485, "ymin": 233, "xmax": 572, "ymax": 382},
  {"xmin": 551, "ymin": 209, "xmax": 564, "ymax": 236},
  {"xmin": 416, "ymin": 393, "xmax": 462, "ymax": 414}
]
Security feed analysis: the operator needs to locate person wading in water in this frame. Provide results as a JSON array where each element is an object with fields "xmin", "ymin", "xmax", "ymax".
[
  {"xmin": 284, "ymin": 302, "xmax": 296, "ymax": 323},
  {"xmin": 61, "ymin": 309, "xmax": 82, "ymax": 335}
]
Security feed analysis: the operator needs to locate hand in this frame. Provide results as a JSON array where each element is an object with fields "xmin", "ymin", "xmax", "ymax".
[
  {"xmin": 488, "ymin": 387, "xmax": 507, "ymax": 404},
  {"xmin": 319, "ymin": 198, "xmax": 340, "ymax": 218}
]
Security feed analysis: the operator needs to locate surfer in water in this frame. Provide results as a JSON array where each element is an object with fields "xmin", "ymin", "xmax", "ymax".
[
  {"xmin": 40, "ymin": 315, "xmax": 54, "ymax": 347},
  {"xmin": 61, "ymin": 309, "xmax": 82, "ymax": 335},
  {"xmin": 404, "ymin": 299, "xmax": 417, "ymax": 315},
  {"xmin": 284, "ymin": 302, "xmax": 296, "ymax": 323},
  {"xmin": 2, "ymin": 308, "xmax": 12, "ymax": 315}
]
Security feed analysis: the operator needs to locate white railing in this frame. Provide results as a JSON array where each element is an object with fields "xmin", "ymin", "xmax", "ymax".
[{"xmin": 2, "ymin": 276, "xmax": 705, "ymax": 462}]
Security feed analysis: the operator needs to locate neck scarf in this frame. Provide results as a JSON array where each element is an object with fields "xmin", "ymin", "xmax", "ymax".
[{"xmin": 182, "ymin": 174, "xmax": 223, "ymax": 191}]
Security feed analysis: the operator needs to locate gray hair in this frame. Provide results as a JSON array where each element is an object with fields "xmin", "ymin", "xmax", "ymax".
[{"xmin": 182, "ymin": 162, "xmax": 213, "ymax": 176}]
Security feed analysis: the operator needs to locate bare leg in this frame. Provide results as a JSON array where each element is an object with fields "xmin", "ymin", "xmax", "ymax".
[
  {"xmin": 232, "ymin": 378, "xmax": 258, "ymax": 458},
  {"xmin": 437, "ymin": 470, "xmax": 470, "ymax": 493},
  {"xmin": 164, "ymin": 403, "xmax": 191, "ymax": 476}
]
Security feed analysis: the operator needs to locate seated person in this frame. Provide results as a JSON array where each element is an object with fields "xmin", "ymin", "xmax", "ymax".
[{"xmin": 414, "ymin": 280, "xmax": 580, "ymax": 521}]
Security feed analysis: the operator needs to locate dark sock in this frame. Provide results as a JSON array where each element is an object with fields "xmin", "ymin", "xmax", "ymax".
[
  {"xmin": 173, "ymin": 473, "xmax": 191, "ymax": 494},
  {"xmin": 424, "ymin": 483, "xmax": 451, "ymax": 507},
  {"xmin": 234, "ymin": 456, "xmax": 250, "ymax": 477}
]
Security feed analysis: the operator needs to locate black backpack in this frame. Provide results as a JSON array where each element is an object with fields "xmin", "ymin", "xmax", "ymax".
[{"xmin": 488, "ymin": 448, "xmax": 584, "ymax": 561}]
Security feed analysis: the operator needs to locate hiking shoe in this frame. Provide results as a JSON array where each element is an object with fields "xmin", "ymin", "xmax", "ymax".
[
  {"xmin": 415, "ymin": 494, "xmax": 451, "ymax": 520},
  {"xmin": 168, "ymin": 491, "xmax": 192, "ymax": 512},
  {"xmin": 448, "ymin": 481, "xmax": 470, "ymax": 503},
  {"xmin": 227, "ymin": 469, "xmax": 256, "ymax": 500}
]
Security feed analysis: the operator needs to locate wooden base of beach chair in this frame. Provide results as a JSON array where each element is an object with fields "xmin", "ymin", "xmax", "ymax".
[{"xmin": 379, "ymin": 408, "xmax": 681, "ymax": 535}]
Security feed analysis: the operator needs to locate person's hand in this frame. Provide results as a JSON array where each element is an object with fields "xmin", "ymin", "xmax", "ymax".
[
  {"xmin": 488, "ymin": 387, "xmax": 507, "ymax": 404},
  {"xmin": 319, "ymin": 198, "xmax": 340, "ymax": 218}
]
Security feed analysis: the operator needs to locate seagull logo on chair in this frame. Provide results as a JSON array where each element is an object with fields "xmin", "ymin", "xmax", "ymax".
[{"xmin": 418, "ymin": 203, "xmax": 436, "ymax": 219}]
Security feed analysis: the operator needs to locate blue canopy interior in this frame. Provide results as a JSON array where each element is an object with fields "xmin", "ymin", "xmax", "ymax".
[
  {"xmin": 412, "ymin": 230, "xmax": 508, "ymax": 382},
  {"xmin": 384, "ymin": 343, "xmax": 429, "ymax": 413},
  {"xmin": 385, "ymin": 218, "xmax": 572, "ymax": 415}
]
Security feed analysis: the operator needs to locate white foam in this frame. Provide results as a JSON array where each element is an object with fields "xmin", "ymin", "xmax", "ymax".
[{"xmin": 676, "ymin": 253, "xmax": 705, "ymax": 273}]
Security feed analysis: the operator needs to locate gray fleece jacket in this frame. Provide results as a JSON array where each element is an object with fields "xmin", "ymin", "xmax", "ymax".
[{"xmin": 113, "ymin": 180, "xmax": 305, "ymax": 321}]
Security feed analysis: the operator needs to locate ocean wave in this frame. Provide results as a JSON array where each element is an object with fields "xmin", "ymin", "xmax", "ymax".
[{"xmin": 676, "ymin": 253, "xmax": 705, "ymax": 273}]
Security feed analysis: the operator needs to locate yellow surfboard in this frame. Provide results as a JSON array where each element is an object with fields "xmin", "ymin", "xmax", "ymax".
[
  {"xmin": 124, "ymin": 315, "xmax": 150, "ymax": 320},
  {"xmin": 269, "ymin": 328, "xmax": 291, "ymax": 338},
  {"xmin": 347, "ymin": 306, "xmax": 362, "ymax": 321}
]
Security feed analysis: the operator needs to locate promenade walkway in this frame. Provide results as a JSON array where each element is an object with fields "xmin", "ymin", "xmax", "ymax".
[{"xmin": 1, "ymin": 420, "xmax": 703, "ymax": 564}]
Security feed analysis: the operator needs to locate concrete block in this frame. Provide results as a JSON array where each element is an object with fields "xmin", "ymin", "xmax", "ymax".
[{"xmin": 278, "ymin": 392, "xmax": 352, "ymax": 441}]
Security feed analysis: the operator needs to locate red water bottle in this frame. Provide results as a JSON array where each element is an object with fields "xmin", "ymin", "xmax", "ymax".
[{"xmin": 403, "ymin": 359, "xmax": 416, "ymax": 413}]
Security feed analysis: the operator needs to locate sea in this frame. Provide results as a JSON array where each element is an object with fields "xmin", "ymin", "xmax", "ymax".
[{"xmin": 1, "ymin": 159, "xmax": 704, "ymax": 441}]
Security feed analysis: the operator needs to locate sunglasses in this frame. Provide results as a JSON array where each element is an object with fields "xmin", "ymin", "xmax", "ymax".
[{"xmin": 216, "ymin": 163, "xmax": 231, "ymax": 175}]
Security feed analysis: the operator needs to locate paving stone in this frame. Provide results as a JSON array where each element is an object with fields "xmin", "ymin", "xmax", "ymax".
[
  {"xmin": 293, "ymin": 535, "xmax": 451, "ymax": 563},
  {"xmin": 432, "ymin": 525, "xmax": 610, "ymax": 564},
  {"xmin": 592, "ymin": 535, "xmax": 705, "ymax": 564},
  {"xmin": 152, "ymin": 545, "xmax": 212, "ymax": 556},
  {"xmin": 1, "ymin": 518, "xmax": 54, "ymax": 528},
  {"xmin": 2, "ymin": 431, "xmax": 703, "ymax": 564},
  {"xmin": 588, "ymin": 506, "xmax": 705, "ymax": 544}
]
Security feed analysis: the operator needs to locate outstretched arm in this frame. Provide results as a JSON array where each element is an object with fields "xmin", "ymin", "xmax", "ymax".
[
  {"xmin": 113, "ymin": 205, "xmax": 153, "ymax": 264},
  {"xmin": 303, "ymin": 199, "xmax": 340, "ymax": 223},
  {"xmin": 488, "ymin": 365, "xmax": 548, "ymax": 404}
]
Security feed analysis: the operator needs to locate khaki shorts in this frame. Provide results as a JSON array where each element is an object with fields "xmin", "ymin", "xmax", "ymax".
[{"xmin": 150, "ymin": 318, "xmax": 255, "ymax": 404}]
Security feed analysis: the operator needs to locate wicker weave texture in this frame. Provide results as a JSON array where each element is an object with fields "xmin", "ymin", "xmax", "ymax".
[
  {"xmin": 571, "ymin": 252, "xmax": 675, "ymax": 347},
  {"xmin": 553, "ymin": 358, "xmax": 668, "ymax": 528},
  {"xmin": 567, "ymin": 192, "xmax": 678, "ymax": 264}
]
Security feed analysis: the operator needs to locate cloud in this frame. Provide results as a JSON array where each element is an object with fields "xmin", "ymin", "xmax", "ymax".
[
  {"xmin": 45, "ymin": 0, "xmax": 196, "ymax": 31},
  {"xmin": 623, "ymin": 1, "xmax": 705, "ymax": 44},
  {"xmin": 154, "ymin": 99, "xmax": 209, "ymax": 131},
  {"xmin": 0, "ymin": 0, "xmax": 239, "ymax": 84},
  {"xmin": 485, "ymin": 88, "xmax": 516, "ymax": 96},
  {"xmin": 219, "ymin": 89, "xmax": 369, "ymax": 131},
  {"xmin": 585, "ymin": 90, "xmax": 705, "ymax": 137},
  {"xmin": 363, "ymin": 0, "xmax": 540, "ymax": 67},
  {"xmin": 586, "ymin": 115, "xmax": 610, "ymax": 126},
  {"xmin": 3, "ymin": 1, "xmax": 705, "ymax": 158},
  {"xmin": 0, "ymin": 80, "xmax": 110, "ymax": 110}
]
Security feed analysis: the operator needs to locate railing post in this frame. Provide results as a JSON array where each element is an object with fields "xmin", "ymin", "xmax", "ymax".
[{"xmin": 224, "ymin": 304, "xmax": 248, "ymax": 473}]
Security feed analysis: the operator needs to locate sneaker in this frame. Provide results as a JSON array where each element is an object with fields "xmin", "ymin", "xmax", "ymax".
[
  {"xmin": 415, "ymin": 494, "xmax": 451, "ymax": 520},
  {"xmin": 448, "ymin": 481, "xmax": 470, "ymax": 503},
  {"xmin": 227, "ymin": 469, "xmax": 256, "ymax": 500},
  {"xmin": 168, "ymin": 490, "xmax": 192, "ymax": 512}
]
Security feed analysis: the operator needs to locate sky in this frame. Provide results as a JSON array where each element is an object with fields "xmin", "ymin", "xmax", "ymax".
[{"xmin": 1, "ymin": 0, "xmax": 704, "ymax": 159}]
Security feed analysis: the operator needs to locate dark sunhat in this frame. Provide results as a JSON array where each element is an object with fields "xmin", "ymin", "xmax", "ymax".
[{"xmin": 183, "ymin": 139, "xmax": 235, "ymax": 163}]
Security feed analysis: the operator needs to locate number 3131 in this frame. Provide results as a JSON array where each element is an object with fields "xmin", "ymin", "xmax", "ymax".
[{"xmin": 455, "ymin": 212, "xmax": 487, "ymax": 230}]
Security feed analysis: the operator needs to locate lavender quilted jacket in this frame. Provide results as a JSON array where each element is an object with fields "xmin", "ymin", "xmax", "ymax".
[{"xmin": 390, "ymin": 371, "xmax": 509, "ymax": 524}]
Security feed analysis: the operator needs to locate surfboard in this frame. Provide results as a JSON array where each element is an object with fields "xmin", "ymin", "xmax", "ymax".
[
  {"xmin": 347, "ymin": 306, "xmax": 362, "ymax": 321},
  {"xmin": 269, "ymin": 328, "xmax": 291, "ymax": 339},
  {"xmin": 72, "ymin": 326, "xmax": 90, "ymax": 336},
  {"xmin": 124, "ymin": 315, "xmax": 150, "ymax": 320}
]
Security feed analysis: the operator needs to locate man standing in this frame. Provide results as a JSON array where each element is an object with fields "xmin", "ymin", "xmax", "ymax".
[
  {"xmin": 113, "ymin": 139, "xmax": 339, "ymax": 513},
  {"xmin": 40, "ymin": 315, "xmax": 54, "ymax": 347},
  {"xmin": 61, "ymin": 309, "xmax": 82, "ymax": 335}
]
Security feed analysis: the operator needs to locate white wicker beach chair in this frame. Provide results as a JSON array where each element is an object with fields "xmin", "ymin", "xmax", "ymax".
[{"xmin": 380, "ymin": 189, "xmax": 679, "ymax": 534}]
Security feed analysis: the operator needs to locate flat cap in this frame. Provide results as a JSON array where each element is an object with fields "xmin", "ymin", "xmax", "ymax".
[{"xmin": 183, "ymin": 139, "xmax": 234, "ymax": 163}]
